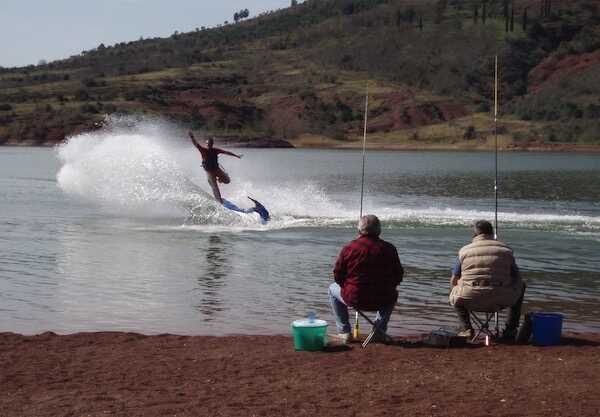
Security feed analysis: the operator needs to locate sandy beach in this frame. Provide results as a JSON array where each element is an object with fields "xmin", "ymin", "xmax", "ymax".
[{"xmin": 1, "ymin": 331, "xmax": 599, "ymax": 417}]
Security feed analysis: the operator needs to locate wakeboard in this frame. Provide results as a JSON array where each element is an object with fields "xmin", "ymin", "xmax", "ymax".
[{"xmin": 222, "ymin": 196, "xmax": 270, "ymax": 224}]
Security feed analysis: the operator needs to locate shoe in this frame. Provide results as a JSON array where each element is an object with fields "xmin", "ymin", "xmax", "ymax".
[
  {"xmin": 457, "ymin": 328, "xmax": 474, "ymax": 339},
  {"xmin": 366, "ymin": 332, "xmax": 392, "ymax": 345},
  {"xmin": 499, "ymin": 328, "xmax": 517, "ymax": 342},
  {"xmin": 336, "ymin": 333, "xmax": 352, "ymax": 344},
  {"xmin": 515, "ymin": 313, "xmax": 533, "ymax": 344}
]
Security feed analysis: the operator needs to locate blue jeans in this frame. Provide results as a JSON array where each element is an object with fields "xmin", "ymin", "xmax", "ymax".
[{"xmin": 328, "ymin": 282, "xmax": 395, "ymax": 334}]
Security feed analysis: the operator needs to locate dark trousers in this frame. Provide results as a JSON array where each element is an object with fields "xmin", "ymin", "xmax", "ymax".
[{"xmin": 455, "ymin": 283, "xmax": 527, "ymax": 331}]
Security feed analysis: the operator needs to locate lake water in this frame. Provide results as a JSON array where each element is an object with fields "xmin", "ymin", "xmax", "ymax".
[{"xmin": 1, "ymin": 122, "xmax": 599, "ymax": 336}]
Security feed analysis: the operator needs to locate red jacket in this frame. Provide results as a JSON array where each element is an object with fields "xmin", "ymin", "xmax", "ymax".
[{"xmin": 333, "ymin": 235, "xmax": 404, "ymax": 311}]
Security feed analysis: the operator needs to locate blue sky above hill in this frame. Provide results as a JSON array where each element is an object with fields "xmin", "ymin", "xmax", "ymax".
[{"xmin": 0, "ymin": 0, "xmax": 291, "ymax": 67}]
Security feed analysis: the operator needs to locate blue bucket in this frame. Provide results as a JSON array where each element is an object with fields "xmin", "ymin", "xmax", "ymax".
[{"xmin": 532, "ymin": 313, "xmax": 563, "ymax": 346}]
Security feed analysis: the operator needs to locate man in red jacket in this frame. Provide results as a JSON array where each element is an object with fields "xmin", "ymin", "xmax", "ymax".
[{"xmin": 328, "ymin": 215, "xmax": 404, "ymax": 343}]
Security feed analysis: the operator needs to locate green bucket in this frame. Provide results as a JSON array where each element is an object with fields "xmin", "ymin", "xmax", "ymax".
[{"xmin": 291, "ymin": 318, "xmax": 328, "ymax": 351}]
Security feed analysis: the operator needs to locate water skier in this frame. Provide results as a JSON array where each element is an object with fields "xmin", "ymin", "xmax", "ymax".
[{"xmin": 189, "ymin": 131, "xmax": 242, "ymax": 204}]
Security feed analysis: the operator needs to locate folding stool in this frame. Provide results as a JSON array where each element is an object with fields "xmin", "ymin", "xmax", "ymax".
[
  {"xmin": 353, "ymin": 308, "xmax": 394, "ymax": 348},
  {"xmin": 469, "ymin": 306, "xmax": 505, "ymax": 342}
]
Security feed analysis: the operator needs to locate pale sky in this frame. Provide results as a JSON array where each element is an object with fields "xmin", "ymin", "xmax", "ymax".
[{"xmin": 0, "ymin": 0, "xmax": 292, "ymax": 68}]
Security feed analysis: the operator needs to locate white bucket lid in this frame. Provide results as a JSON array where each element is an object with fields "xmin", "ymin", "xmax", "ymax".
[{"xmin": 292, "ymin": 318, "xmax": 328, "ymax": 328}]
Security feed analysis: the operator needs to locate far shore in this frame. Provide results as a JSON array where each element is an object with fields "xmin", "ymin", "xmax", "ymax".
[
  {"xmin": 1, "ymin": 331, "xmax": 599, "ymax": 416},
  {"xmin": 3, "ymin": 138, "xmax": 600, "ymax": 153},
  {"xmin": 287, "ymin": 136, "xmax": 600, "ymax": 153},
  {"xmin": 295, "ymin": 142, "xmax": 600, "ymax": 153}
]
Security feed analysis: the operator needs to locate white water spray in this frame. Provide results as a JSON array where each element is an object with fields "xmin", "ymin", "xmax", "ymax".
[
  {"xmin": 55, "ymin": 116, "xmax": 346, "ymax": 228},
  {"xmin": 57, "ymin": 117, "xmax": 206, "ymax": 218},
  {"xmin": 55, "ymin": 116, "xmax": 599, "ymax": 234}
]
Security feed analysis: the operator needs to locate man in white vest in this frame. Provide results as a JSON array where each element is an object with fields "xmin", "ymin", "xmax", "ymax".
[{"xmin": 449, "ymin": 220, "xmax": 526, "ymax": 340}]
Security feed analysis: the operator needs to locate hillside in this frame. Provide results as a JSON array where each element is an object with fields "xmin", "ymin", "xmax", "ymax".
[{"xmin": 0, "ymin": 0, "xmax": 599, "ymax": 149}]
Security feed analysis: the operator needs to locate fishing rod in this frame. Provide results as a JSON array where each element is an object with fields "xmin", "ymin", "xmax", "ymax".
[
  {"xmin": 494, "ymin": 55, "xmax": 499, "ymax": 239},
  {"xmin": 359, "ymin": 84, "xmax": 369, "ymax": 219},
  {"xmin": 355, "ymin": 83, "xmax": 370, "ymax": 339}
]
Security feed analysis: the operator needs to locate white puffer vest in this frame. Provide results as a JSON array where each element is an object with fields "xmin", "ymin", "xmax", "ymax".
[{"xmin": 449, "ymin": 235, "xmax": 523, "ymax": 310}]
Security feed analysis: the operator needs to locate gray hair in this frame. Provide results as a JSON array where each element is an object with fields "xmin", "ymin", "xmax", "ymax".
[{"xmin": 358, "ymin": 215, "xmax": 381, "ymax": 236}]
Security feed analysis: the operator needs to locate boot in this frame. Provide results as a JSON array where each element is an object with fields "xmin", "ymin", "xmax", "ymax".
[{"xmin": 515, "ymin": 312, "xmax": 533, "ymax": 344}]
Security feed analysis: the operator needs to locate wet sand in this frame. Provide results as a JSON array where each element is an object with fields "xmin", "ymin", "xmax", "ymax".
[{"xmin": 1, "ymin": 332, "xmax": 599, "ymax": 416}]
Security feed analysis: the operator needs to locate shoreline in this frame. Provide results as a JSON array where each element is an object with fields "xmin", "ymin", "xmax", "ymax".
[
  {"xmin": 3, "ymin": 140, "xmax": 600, "ymax": 153},
  {"xmin": 2, "ymin": 331, "xmax": 599, "ymax": 416},
  {"xmin": 287, "ymin": 137, "xmax": 600, "ymax": 153}
]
